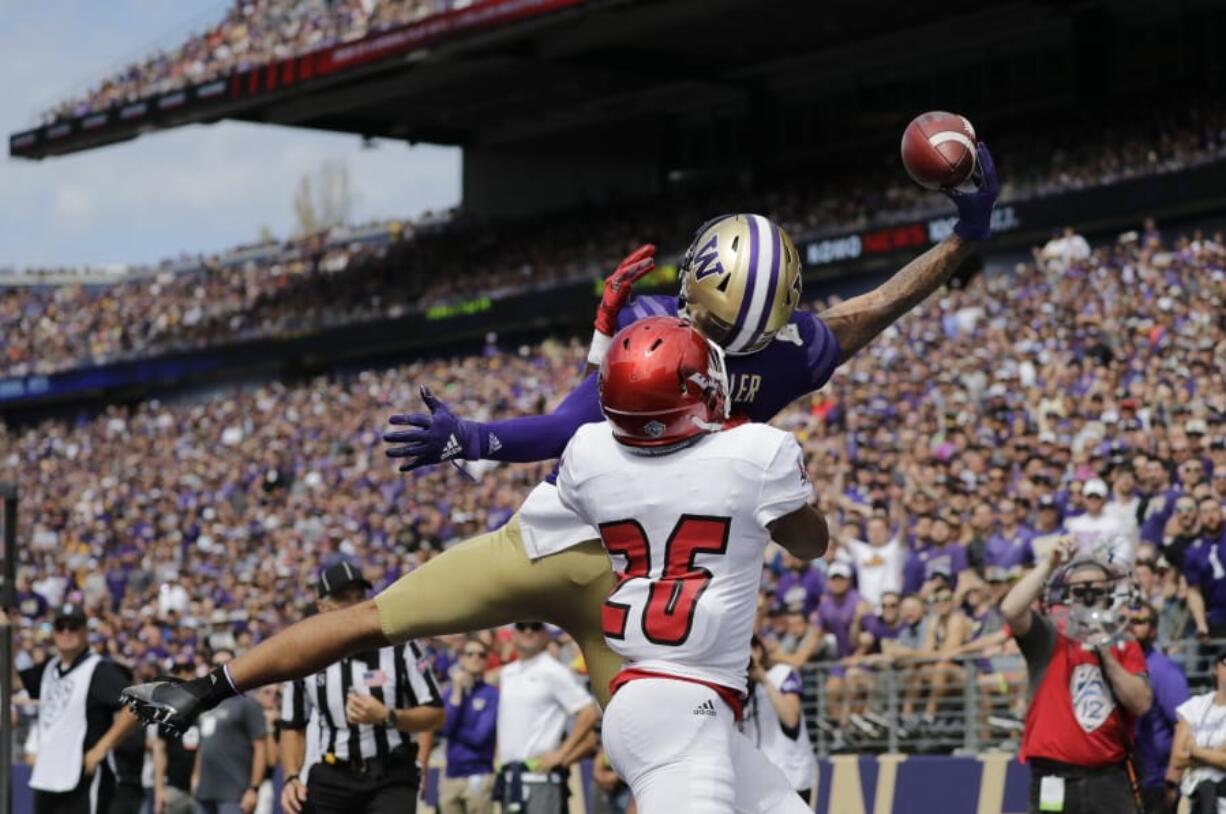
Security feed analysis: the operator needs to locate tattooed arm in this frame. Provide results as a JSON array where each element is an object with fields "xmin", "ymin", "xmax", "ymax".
[
  {"xmin": 820, "ymin": 142, "xmax": 999, "ymax": 363},
  {"xmin": 817, "ymin": 237, "xmax": 973, "ymax": 363}
]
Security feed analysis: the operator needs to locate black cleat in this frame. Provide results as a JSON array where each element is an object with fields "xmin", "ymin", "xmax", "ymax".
[{"xmin": 121, "ymin": 678, "xmax": 218, "ymax": 734}]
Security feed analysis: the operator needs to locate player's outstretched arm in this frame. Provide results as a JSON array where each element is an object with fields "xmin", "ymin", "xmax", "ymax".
[
  {"xmin": 384, "ymin": 374, "xmax": 602, "ymax": 471},
  {"xmin": 768, "ymin": 505, "xmax": 829, "ymax": 561},
  {"xmin": 817, "ymin": 143, "xmax": 999, "ymax": 362}
]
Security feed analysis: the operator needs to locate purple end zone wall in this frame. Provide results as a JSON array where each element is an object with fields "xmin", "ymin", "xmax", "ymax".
[{"xmin": 14, "ymin": 756, "xmax": 1030, "ymax": 814}]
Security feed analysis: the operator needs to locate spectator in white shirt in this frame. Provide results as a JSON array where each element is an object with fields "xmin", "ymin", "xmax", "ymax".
[
  {"xmin": 831, "ymin": 515, "xmax": 904, "ymax": 607},
  {"xmin": 1066, "ymin": 478, "xmax": 1137, "ymax": 566},
  {"xmin": 494, "ymin": 622, "xmax": 599, "ymax": 814}
]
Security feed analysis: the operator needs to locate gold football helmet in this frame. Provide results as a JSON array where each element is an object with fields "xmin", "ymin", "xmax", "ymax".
[{"xmin": 677, "ymin": 214, "xmax": 803, "ymax": 355}]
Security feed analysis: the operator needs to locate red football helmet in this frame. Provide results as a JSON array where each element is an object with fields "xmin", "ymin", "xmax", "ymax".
[{"xmin": 598, "ymin": 317, "xmax": 730, "ymax": 448}]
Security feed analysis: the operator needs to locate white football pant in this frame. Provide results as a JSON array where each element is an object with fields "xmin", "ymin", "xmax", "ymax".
[{"xmin": 602, "ymin": 678, "xmax": 812, "ymax": 814}]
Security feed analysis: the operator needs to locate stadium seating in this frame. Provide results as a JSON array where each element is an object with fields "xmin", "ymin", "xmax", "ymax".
[
  {"xmin": 6, "ymin": 100, "xmax": 1226, "ymax": 380},
  {"xmin": 7, "ymin": 225, "xmax": 1224, "ymax": 764}
]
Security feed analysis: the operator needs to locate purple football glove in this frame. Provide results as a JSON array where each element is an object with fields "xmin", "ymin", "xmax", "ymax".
[
  {"xmin": 947, "ymin": 142, "xmax": 999, "ymax": 241},
  {"xmin": 384, "ymin": 386, "xmax": 480, "ymax": 473}
]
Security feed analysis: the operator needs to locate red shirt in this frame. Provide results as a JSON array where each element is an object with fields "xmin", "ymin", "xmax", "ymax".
[{"xmin": 1018, "ymin": 614, "xmax": 1148, "ymax": 767}]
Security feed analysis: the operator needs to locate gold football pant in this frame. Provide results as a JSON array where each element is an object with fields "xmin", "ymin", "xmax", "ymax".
[{"xmin": 373, "ymin": 513, "xmax": 622, "ymax": 707}]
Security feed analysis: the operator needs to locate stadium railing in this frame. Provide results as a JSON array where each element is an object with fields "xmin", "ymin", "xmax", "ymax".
[{"xmin": 799, "ymin": 637, "xmax": 1211, "ymax": 757}]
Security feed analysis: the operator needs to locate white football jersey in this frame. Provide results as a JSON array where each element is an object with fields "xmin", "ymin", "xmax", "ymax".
[{"xmin": 556, "ymin": 421, "xmax": 811, "ymax": 692}]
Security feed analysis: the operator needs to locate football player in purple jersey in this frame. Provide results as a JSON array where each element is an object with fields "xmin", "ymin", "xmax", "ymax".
[{"xmin": 124, "ymin": 145, "xmax": 999, "ymax": 734}]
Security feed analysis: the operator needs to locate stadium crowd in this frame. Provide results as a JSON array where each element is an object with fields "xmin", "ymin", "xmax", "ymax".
[
  {"xmin": 8, "ymin": 97, "xmax": 1226, "ymax": 380},
  {"xmin": 38, "ymin": 0, "xmax": 471, "ymax": 124},
  {"xmin": 4, "ymin": 220, "xmax": 1224, "ymax": 772}
]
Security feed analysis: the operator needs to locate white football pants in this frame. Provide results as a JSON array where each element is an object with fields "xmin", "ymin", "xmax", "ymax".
[{"xmin": 602, "ymin": 678, "xmax": 812, "ymax": 814}]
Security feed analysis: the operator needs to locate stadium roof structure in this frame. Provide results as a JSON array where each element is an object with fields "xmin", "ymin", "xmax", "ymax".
[{"xmin": 11, "ymin": 0, "xmax": 1060, "ymax": 160}]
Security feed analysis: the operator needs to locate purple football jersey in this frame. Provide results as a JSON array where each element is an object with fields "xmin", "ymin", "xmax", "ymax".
[{"xmin": 617, "ymin": 295, "xmax": 842, "ymax": 421}]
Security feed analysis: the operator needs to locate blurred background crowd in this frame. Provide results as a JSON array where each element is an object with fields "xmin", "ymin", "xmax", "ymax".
[
  {"xmin": 5, "ymin": 218, "xmax": 1224, "ymax": 773},
  {"xmin": 38, "ymin": 0, "xmax": 476, "ymax": 125},
  {"xmin": 8, "ymin": 98, "xmax": 1226, "ymax": 379}
]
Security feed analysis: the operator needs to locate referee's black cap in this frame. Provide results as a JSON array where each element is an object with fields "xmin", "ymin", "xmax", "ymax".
[
  {"xmin": 54, "ymin": 603, "xmax": 87, "ymax": 625},
  {"xmin": 317, "ymin": 562, "xmax": 373, "ymax": 599}
]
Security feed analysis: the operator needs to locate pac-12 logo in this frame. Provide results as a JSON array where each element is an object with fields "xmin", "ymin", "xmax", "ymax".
[
  {"xmin": 692, "ymin": 235, "xmax": 723, "ymax": 281},
  {"xmin": 1070, "ymin": 663, "xmax": 1114, "ymax": 733}
]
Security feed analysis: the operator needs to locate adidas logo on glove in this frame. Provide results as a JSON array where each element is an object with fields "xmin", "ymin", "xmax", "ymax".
[{"xmin": 441, "ymin": 434, "xmax": 462, "ymax": 460}]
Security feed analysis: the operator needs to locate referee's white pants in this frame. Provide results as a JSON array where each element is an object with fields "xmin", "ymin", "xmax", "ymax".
[{"xmin": 602, "ymin": 678, "xmax": 810, "ymax": 814}]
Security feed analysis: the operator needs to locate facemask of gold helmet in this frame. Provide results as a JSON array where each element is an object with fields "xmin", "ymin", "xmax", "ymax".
[{"xmin": 677, "ymin": 214, "xmax": 804, "ymax": 355}]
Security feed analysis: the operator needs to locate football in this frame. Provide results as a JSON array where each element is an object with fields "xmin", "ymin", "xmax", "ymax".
[{"xmin": 901, "ymin": 111, "xmax": 978, "ymax": 189}]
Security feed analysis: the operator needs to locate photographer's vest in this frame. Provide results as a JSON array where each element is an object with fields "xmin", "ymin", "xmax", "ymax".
[{"xmin": 30, "ymin": 653, "xmax": 101, "ymax": 792}]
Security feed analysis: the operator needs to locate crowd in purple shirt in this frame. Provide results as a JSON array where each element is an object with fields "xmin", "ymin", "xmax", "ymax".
[{"xmin": 3, "ymin": 222, "xmax": 1224, "ymax": 767}]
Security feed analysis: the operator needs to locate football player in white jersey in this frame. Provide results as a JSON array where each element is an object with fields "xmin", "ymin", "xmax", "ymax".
[{"xmin": 554, "ymin": 316, "xmax": 827, "ymax": 814}]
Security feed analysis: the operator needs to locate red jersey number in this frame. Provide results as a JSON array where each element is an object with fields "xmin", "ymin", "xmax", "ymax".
[{"xmin": 599, "ymin": 515, "xmax": 731, "ymax": 646}]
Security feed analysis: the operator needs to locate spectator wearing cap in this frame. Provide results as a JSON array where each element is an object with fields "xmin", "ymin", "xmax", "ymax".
[
  {"xmin": 279, "ymin": 563, "xmax": 444, "ymax": 814},
  {"xmin": 1130, "ymin": 602, "xmax": 1189, "ymax": 814},
  {"xmin": 816, "ymin": 562, "xmax": 872, "ymax": 730},
  {"xmin": 1031, "ymin": 495, "xmax": 1067, "ymax": 550},
  {"xmin": 11, "ymin": 602, "xmax": 139, "ymax": 814},
  {"xmin": 493, "ymin": 622, "xmax": 599, "ymax": 814},
  {"xmin": 1170, "ymin": 651, "xmax": 1226, "ymax": 813},
  {"xmin": 1185, "ymin": 499, "xmax": 1226, "ymax": 642},
  {"xmin": 439, "ymin": 636, "xmax": 498, "ymax": 814},
  {"xmin": 1066, "ymin": 478, "xmax": 1137, "ymax": 566}
]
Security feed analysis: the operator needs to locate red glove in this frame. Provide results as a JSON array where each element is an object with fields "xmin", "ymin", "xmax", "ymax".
[{"xmin": 595, "ymin": 244, "xmax": 655, "ymax": 336}]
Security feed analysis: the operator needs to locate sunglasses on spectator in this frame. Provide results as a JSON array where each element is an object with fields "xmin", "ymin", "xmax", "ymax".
[
  {"xmin": 53, "ymin": 620, "xmax": 84, "ymax": 633},
  {"xmin": 1130, "ymin": 616, "xmax": 1155, "ymax": 626},
  {"xmin": 462, "ymin": 649, "xmax": 487, "ymax": 658},
  {"xmin": 515, "ymin": 622, "xmax": 545, "ymax": 632}
]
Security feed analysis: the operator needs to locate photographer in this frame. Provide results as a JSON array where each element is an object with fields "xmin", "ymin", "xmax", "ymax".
[
  {"xmin": 742, "ymin": 636, "xmax": 816, "ymax": 803},
  {"xmin": 1001, "ymin": 537, "xmax": 1152, "ymax": 813}
]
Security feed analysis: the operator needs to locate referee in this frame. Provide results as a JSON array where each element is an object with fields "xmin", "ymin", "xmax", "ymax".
[{"xmin": 279, "ymin": 563, "xmax": 444, "ymax": 814}]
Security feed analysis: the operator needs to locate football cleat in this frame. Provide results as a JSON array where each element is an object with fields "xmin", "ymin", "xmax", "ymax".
[
  {"xmin": 677, "ymin": 214, "xmax": 803, "ymax": 355},
  {"xmin": 599, "ymin": 316, "xmax": 729, "ymax": 448},
  {"xmin": 121, "ymin": 677, "xmax": 217, "ymax": 734}
]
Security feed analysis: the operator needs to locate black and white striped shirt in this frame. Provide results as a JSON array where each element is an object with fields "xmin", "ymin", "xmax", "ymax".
[{"xmin": 281, "ymin": 642, "xmax": 442, "ymax": 762}]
